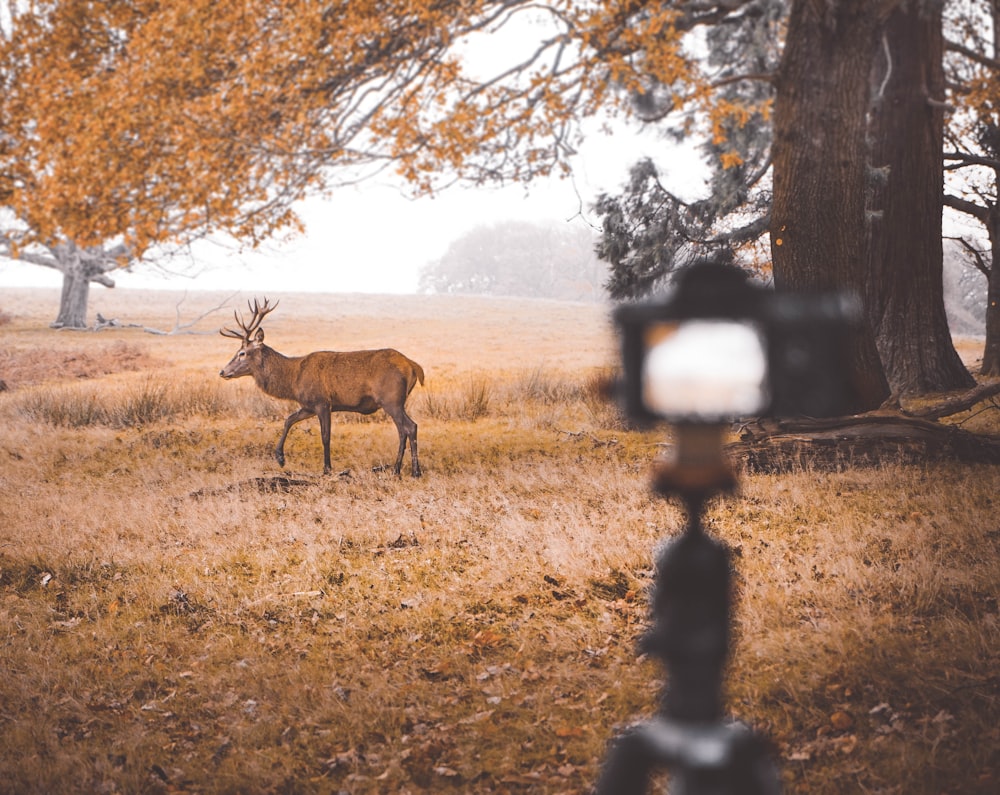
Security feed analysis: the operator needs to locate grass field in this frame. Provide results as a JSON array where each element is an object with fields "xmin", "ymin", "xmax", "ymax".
[{"xmin": 1, "ymin": 288, "xmax": 998, "ymax": 794}]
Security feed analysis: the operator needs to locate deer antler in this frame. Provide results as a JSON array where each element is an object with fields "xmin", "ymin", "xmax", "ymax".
[{"xmin": 220, "ymin": 298, "xmax": 279, "ymax": 340}]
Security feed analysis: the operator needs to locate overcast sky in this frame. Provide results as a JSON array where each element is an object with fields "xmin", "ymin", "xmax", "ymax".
[{"xmin": 0, "ymin": 125, "xmax": 704, "ymax": 295}]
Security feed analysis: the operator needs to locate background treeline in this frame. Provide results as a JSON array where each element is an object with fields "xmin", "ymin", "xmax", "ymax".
[{"xmin": 418, "ymin": 221, "xmax": 609, "ymax": 303}]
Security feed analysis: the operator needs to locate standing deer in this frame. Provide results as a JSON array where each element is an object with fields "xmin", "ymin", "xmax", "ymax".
[{"xmin": 219, "ymin": 298, "xmax": 424, "ymax": 477}]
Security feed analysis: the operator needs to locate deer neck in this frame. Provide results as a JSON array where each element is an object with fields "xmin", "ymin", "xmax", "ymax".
[{"xmin": 253, "ymin": 346, "xmax": 299, "ymax": 401}]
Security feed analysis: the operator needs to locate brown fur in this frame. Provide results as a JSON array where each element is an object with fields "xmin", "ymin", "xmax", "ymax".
[{"xmin": 220, "ymin": 300, "xmax": 423, "ymax": 476}]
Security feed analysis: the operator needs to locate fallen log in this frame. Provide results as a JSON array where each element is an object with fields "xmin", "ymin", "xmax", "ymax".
[{"xmin": 729, "ymin": 382, "xmax": 1000, "ymax": 472}]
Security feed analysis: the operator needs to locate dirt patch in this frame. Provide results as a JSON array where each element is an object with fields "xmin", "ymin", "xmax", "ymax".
[
  {"xmin": 0, "ymin": 341, "xmax": 158, "ymax": 389},
  {"xmin": 189, "ymin": 476, "xmax": 314, "ymax": 499}
]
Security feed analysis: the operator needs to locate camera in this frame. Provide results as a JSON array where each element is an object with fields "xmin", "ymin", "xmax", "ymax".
[{"xmin": 615, "ymin": 260, "xmax": 861, "ymax": 425}]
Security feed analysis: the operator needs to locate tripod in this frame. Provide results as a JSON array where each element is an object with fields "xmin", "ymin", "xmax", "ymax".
[{"xmin": 594, "ymin": 425, "xmax": 781, "ymax": 795}]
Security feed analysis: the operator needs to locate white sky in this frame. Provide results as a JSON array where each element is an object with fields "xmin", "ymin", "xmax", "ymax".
[{"xmin": 0, "ymin": 126, "xmax": 705, "ymax": 295}]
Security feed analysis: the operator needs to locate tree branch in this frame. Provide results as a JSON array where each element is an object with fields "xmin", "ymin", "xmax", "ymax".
[
  {"xmin": 944, "ymin": 151, "xmax": 1000, "ymax": 170},
  {"xmin": 945, "ymin": 38, "xmax": 1000, "ymax": 71},
  {"xmin": 141, "ymin": 291, "xmax": 239, "ymax": 335},
  {"xmin": 943, "ymin": 192, "xmax": 990, "ymax": 224}
]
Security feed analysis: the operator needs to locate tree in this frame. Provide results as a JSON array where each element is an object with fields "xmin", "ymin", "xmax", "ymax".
[
  {"xmin": 0, "ymin": 1, "xmax": 316, "ymax": 326},
  {"xmin": 865, "ymin": 3, "xmax": 975, "ymax": 393},
  {"xmin": 0, "ymin": 0, "xmax": 523, "ymax": 326},
  {"xmin": 595, "ymin": 1, "xmax": 979, "ymax": 402},
  {"xmin": 943, "ymin": 0, "xmax": 1000, "ymax": 375},
  {"xmin": 768, "ymin": 1, "xmax": 892, "ymax": 410},
  {"xmin": 865, "ymin": 1, "xmax": 974, "ymax": 394},
  {"xmin": 0, "ymin": 2, "xmax": 760, "ymax": 326},
  {"xmin": 419, "ymin": 220, "xmax": 607, "ymax": 300},
  {"xmin": 595, "ymin": 1, "xmax": 781, "ymax": 298}
]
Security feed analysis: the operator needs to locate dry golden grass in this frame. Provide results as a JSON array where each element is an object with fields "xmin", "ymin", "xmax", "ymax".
[{"xmin": 0, "ymin": 289, "xmax": 997, "ymax": 794}]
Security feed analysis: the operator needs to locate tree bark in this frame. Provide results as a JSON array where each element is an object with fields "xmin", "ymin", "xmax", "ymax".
[
  {"xmin": 770, "ymin": 0, "xmax": 892, "ymax": 413},
  {"xmin": 52, "ymin": 269, "xmax": 92, "ymax": 329},
  {"xmin": 44, "ymin": 242, "xmax": 118, "ymax": 329},
  {"xmin": 866, "ymin": 2, "xmax": 974, "ymax": 393}
]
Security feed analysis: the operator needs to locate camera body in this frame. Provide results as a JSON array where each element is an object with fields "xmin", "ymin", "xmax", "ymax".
[{"xmin": 615, "ymin": 261, "xmax": 860, "ymax": 425}]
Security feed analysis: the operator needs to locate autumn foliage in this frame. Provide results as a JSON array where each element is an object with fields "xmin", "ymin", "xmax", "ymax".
[{"xmin": 0, "ymin": 0, "xmax": 737, "ymax": 261}]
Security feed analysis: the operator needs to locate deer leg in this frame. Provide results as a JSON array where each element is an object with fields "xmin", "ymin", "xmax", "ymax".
[
  {"xmin": 276, "ymin": 407, "xmax": 314, "ymax": 467},
  {"xmin": 384, "ymin": 406, "xmax": 416, "ymax": 477},
  {"xmin": 391, "ymin": 421, "xmax": 407, "ymax": 476},
  {"xmin": 316, "ymin": 405, "xmax": 332, "ymax": 475},
  {"xmin": 395, "ymin": 411, "xmax": 420, "ymax": 478},
  {"xmin": 409, "ymin": 421, "xmax": 420, "ymax": 478}
]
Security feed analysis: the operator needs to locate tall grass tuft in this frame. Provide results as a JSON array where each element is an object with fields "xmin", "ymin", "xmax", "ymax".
[
  {"xmin": 459, "ymin": 376, "xmax": 492, "ymax": 420},
  {"xmin": 581, "ymin": 367, "xmax": 624, "ymax": 429},
  {"xmin": 9, "ymin": 377, "xmax": 242, "ymax": 428},
  {"xmin": 509, "ymin": 366, "xmax": 581, "ymax": 405},
  {"xmin": 110, "ymin": 378, "xmax": 169, "ymax": 427},
  {"xmin": 13, "ymin": 385, "xmax": 108, "ymax": 427},
  {"xmin": 416, "ymin": 377, "xmax": 494, "ymax": 421}
]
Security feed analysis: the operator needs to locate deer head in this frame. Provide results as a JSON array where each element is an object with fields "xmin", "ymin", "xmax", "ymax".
[{"xmin": 219, "ymin": 298, "xmax": 278, "ymax": 379}]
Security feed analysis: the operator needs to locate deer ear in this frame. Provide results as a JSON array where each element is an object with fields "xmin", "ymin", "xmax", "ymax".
[{"xmin": 254, "ymin": 328, "xmax": 265, "ymax": 343}]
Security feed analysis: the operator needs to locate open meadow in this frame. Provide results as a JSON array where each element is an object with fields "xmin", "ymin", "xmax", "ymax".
[{"xmin": 0, "ymin": 288, "xmax": 998, "ymax": 794}]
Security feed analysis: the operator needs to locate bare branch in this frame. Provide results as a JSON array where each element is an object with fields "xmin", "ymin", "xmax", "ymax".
[
  {"xmin": 143, "ymin": 292, "xmax": 240, "ymax": 335},
  {"xmin": 945, "ymin": 38, "xmax": 1000, "ymax": 71}
]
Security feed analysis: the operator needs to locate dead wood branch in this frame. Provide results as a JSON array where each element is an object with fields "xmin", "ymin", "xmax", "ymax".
[
  {"xmin": 730, "ymin": 382, "xmax": 1000, "ymax": 472},
  {"xmin": 903, "ymin": 380, "xmax": 1000, "ymax": 420},
  {"xmin": 142, "ymin": 292, "xmax": 238, "ymax": 335}
]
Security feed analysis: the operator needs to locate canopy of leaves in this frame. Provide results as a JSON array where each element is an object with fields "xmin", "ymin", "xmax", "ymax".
[
  {"xmin": 0, "ymin": 0, "xmax": 737, "ymax": 265},
  {"xmin": 0, "ymin": 0, "xmax": 400, "ymax": 257}
]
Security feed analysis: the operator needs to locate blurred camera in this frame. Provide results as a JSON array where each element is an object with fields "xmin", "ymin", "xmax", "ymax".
[{"xmin": 615, "ymin": 261, "xmax": 860, "ymax": 425}]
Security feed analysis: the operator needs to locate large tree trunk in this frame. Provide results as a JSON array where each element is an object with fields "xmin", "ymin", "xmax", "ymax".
[
  {"xmin": 770, "ymin": 0, "xmax": 891, "ymax": 413},
  {"xmin": 46, "ymin": 242, "xmax": 118, "ymax": 329},
  {"xmin": 52, "ymin": 269, "xmax": 91, "ymax": 329},
  {"xmin": 866, "ymin": 2, "xmax": 974, "ymax": 394}
]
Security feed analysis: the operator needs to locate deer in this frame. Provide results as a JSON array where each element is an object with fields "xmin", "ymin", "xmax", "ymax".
[{"xmin": 219, "ymin": 298, "xmax": 424, "ymax": 477}]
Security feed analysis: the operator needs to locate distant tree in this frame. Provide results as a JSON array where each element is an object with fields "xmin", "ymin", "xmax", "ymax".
[
  {"xmin": 943, "ymin": 238, "xmax": 989, "ymax": 335},
  {"xmin": 0, "ymin": 2, "xmax": 319, "ymax": 327},
  {"xmin": 419, "ymin": 221, "xmax": 606, "ymax": 301}
]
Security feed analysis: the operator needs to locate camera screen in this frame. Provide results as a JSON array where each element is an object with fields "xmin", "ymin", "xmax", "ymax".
[{"xmin": 641, "ymin": 319, "xmax": 770, "ymax": 422}]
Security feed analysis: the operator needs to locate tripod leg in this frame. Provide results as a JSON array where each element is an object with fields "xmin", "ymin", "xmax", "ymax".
[{"xmin": 594, "ymin": 728, "xmax": 657, "ymax": 795}]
